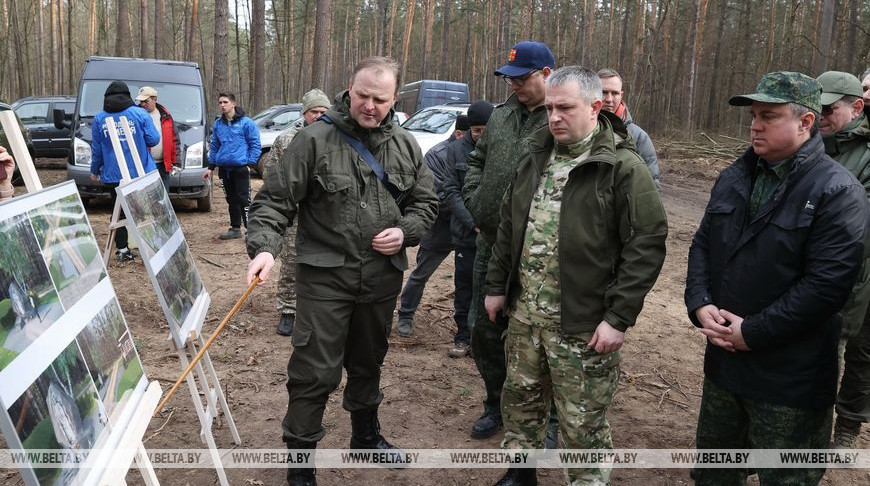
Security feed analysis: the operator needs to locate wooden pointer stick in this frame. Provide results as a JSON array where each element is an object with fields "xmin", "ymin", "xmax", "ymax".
[{"xmin": 153, "ymin": 276, "xmax": 260, "ymax": 416}]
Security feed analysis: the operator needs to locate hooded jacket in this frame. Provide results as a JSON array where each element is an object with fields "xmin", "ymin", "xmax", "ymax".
[
  {"xmin": 685, "ymin": 133, "xmax": 869, "ymax": 408},
  {"xmin": 486, "ymin": 111, "xmax": 667, "ymax": 334},
  {"xmin": 246, "ymin": 91, "xmax": 438, "ymax": 278},
  {"xmin": 823, "ymin": 109, "xmax": 870, "ymax": 336},
  {"xmin": 824, "ymin": 109, "xmax": 870, "ymax": 196},
  {"xmin": 91, "ymin": 83, "xmax": 159, "ymax": 183},
  {"xmin": 208, "ymin": 106, "xmax": 261, "ymax": 168}
]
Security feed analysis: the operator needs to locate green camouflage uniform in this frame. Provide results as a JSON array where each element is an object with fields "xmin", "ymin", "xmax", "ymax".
[
  {"xmin": 268, "ymin": 119, "xmax": 306, "ymax": 316},
  {"xmin": 694, "ymin": 378, "xmax": 829, "ymax": 485},
  {"xmin": 462, "ymin": 94, "xmax": 549, "ymax": 417},
  {"xmin": 502, "ymin": 130, "xmax": 620, "ymax": 485}
]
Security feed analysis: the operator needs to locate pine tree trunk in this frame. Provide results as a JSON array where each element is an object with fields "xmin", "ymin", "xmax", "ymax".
[{"xmin": 213, "ymin": 0, "xmax": 229, "ymax": 98}]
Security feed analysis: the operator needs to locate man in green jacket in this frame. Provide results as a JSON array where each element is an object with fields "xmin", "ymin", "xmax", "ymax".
[
  {"xmin": 462, "ymin": 40, "xmax": 555, "ymax": 441},
  {"xmin": 818, "ymin": 70, "xmax": 870, "ymax": 448},
  {"xmin": 486, "ymin": 66, "xmax": 667, "ymax": 486},
  {"xmin": 246, "ymin": 57, "xmax": 438, "ymax": 486}
]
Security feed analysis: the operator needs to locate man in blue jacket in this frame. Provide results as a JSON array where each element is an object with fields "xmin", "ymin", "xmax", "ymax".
[
  {"xmin": 90, "ymin": 80, "xmax": 160, "ymax": 261},
  {"xmin": 204, "ymin": 92, "xmax": 261, "ymax": 240}
]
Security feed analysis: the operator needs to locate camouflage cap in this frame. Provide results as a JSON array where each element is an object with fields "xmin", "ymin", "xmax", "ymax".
[{"xmin": 729, "ymin": 71, "xmax": 821, "ymax": 113}]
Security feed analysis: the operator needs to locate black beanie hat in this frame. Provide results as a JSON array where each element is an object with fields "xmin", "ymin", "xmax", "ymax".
[
  {"xmin": 467, "ymin": 100, "xmax": 494, "ymax": 126},
  {"xmin": 455, "ymin": 114, "xmax": 470, "ymax": 132},
  {"xmin": 105, "ymin": 81, "xmax": 131, "ymax": 96}
]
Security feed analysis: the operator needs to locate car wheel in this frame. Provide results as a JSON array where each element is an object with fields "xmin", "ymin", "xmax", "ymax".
[{"xmin": 196, "ymin": 178, "xmax": 213, "ymax": 212}]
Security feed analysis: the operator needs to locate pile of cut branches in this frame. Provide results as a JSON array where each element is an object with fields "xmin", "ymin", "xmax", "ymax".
[{"xmin": 657, "ymin": 133, "xmax": 746, "ymax": 161}]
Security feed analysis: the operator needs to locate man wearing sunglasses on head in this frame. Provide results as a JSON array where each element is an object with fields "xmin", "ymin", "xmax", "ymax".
[{"xmin": 461, "ymin": 40, "xmax": 555, "ymax": 442}]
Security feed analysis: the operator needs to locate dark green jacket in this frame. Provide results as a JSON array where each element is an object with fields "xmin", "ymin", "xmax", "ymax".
[
  {"xmin": 462, "ymin": 94, "xmax": 549, "ymax": 243},
  {"xmin": 824, "ymin": 110, "xmax": 870, "ymax": 200},
  {"xmin": 246, "ymin": 91, "xmax": 438, "ymax": 275},
  {"xmin": 824, "ymin": 109, "xmax": 870, "ymax": 336},
  {"xmin": 486, "ymin": 111, "xmax": 668, "ymax": 333}
]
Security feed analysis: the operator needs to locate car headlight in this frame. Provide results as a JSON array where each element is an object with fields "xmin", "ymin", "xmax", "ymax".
[
  {"xmin": 74, "ymin": 137, "xmax": 91, "ymax": 167},
  {"xmin": 185, "ymin": 141, "xmax": 204, "ymax": 168}
]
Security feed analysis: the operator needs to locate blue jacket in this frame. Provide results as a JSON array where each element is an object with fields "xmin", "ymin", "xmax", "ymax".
[
  {"xmin": 208, "ymin": 108, "xmax": 261, "ymax": 168},
  {"xmin": 91, "ymin": 105, "xmax": 159, "ymax": 183}
]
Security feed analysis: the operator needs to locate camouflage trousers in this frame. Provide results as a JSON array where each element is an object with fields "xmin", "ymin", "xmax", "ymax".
[
  {"xmin": 470, "ymin": 238, "xmax": 507, "ymax": 415},
  {"xmin": 276, "ymin": 228, "xmax": 297, "ymax": 315},
  {"xmin": 694, "ymin": 378, "xmax": 831, "ymax": 485},
  {"xmin": 502, "ymin": 318, "xmax": 620, "ymax": 485}
]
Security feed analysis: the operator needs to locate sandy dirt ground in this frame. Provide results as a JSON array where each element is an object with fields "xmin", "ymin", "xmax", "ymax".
[{"xmin": 3, "ymin": 156, "xmax": 869, "ymax": 486}]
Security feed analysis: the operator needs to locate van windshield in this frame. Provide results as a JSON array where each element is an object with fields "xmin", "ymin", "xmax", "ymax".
[{"xmin": 78, "ymin": 81, "xmax": 203, "ymax": 124}]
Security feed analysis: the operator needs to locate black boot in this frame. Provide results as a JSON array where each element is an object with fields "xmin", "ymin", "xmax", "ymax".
[
  {"xmin": 349, "ymin": 408, "xmax": 408, "ymax": 467},
  {"xmin": 277, "ymin": 313, "xmax": 295, "ymax": 336},
  {"xmin": 494, "ymin": 467, "xmax": 537, "ymax": 486},
  {"xmin": 285, "ymin": 439, "xmax": 316, "ymax": 486}
]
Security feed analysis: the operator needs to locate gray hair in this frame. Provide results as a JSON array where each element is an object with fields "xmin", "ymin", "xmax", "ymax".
[
  {"xmin": 862, "ymin": 68, "xmax": 870, "ymax": 79},
  {"xmin": 547, "ymin": 66, "xmax": 603, "ymax": 104}
]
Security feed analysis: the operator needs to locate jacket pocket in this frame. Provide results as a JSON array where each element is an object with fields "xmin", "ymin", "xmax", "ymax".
[
  {"xmin": 705, "ymin": 201, "xmax": 738, "ymax": 242},
  {"xmin": 312, "ymin": 172, "xmax": 353, "ymax": 226},
  {"xmin": 384, "ymin": 170, "xmax": 416, "ymax": 216},
  {"xmin": 768, "ymin": 207, "xmax": 813, "ymax": 255}
]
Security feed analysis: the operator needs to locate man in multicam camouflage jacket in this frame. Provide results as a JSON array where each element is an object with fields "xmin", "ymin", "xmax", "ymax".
[
  {"xmin": 485, "ymin": 66, "xmax": 666, "ymax": 486},
  {"xmin": 267, "ymin": 88, "xmax": 331, "ymax": 337}
]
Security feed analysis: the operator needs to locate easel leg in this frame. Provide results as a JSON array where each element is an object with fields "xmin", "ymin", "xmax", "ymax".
[
  {"xmin": 134, "ymin": 443, "xmax": 159, "ymax": 486},
  {"xmin": 177, "ymin": 348, "xmax": 230, "ymax": 486},
  {"xmin": 187, "ymin": 341, "xmax": 221, "ymax": 424},
  {"xmin": 103, "ymin": 197, "xmax": 124, "ymax": 264},
  {"xmin": 197, "ymin": 334, "xmax": 242, "ymax": 445}
]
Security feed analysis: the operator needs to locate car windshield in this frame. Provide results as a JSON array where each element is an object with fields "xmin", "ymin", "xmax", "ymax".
[
  {"xmin": 78, "ymin": 81, "xmax": 203, "ymax": 124},
  {"xmin": 403, "ymin": 108, "xmax": 461, "ymax": 134},
  {"xmin": 251, "ymin": 106, "xmax": 283, "ymax": 124}
]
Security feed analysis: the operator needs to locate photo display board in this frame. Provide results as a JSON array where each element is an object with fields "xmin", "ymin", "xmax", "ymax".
[
  {"xmin": 0, "ymin": 181, "xmax": 148, "ymax": 486},
  {"xmin": 115, "ymin": 171, "xmax": 209, "ymax": 349}
]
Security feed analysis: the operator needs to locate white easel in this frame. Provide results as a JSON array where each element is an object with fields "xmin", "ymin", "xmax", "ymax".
[
  {"xmin": 0, "ymin": 110, "xmax": 163, "ymax": 486},
  {"xmin": 102, "ymin": 115, "xmax": 143, "ymax": 264},
  {"xmin": 164, "ymin": 312, "xmax": 241, "ymax": 486},
  {"xmin": 104, "ymin": 117, "xmax": 240, "ymax": 486}
]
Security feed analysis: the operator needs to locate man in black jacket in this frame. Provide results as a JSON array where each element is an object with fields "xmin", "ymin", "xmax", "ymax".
[
  {"xmin": 685, "ymin": 71, "xmax": 869, "ymax": 485},
  {"xmin": 395, "ymin": 115, "xmax": 469, "ymax": 338}
]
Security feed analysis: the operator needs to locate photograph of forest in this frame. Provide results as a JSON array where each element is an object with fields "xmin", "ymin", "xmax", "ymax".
[
  {"xmin": 154, "ymin": 240, "xmax": 203, "ymax": 327},
  {"xmin": 76, "ymin": 298, "xmax": 144, "ymax": 425},
  {"xmin": 6, "ymin": 341, "xmax": 106, "ymax": 486},
  {"xmin": 28, "ymin": 194, "xmax": 107, "ymax": 311},
  {"xmin": 0, "ymin": 214, "xmax": 65, "ymax": 372},
  {"xmin": 120, "ymin": 175, "xmax": 179, "ymax": 262}
]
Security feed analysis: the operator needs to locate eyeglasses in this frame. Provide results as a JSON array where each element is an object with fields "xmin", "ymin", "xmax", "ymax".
[{"xmin": 502, "ymin": 70, "xmax": 538, "ymax": 86}]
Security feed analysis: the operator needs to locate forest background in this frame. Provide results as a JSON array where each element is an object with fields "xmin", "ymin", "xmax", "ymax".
[{"xmin": 1, "ymin": 0, "xmax": 867, "ymax": 137}]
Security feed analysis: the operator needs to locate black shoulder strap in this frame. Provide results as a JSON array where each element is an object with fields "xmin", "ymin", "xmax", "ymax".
[{"xmin": 320, "ymin": 114, "xmax": 406, "ymax": 205}]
